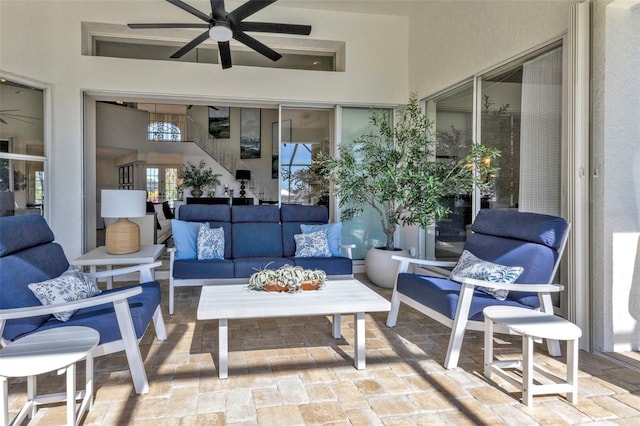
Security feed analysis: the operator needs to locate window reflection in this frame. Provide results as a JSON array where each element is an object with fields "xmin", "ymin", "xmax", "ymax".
[{"xmin": 0, "ymin": 78, "xmax": 45, "ymax": 217}]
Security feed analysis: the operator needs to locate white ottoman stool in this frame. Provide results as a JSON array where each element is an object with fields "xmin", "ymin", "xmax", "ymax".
[
  {"xmin": 0, "ymin": 326, "xmax": 99, "ymax": 425},
  {"xmin": 483, "ymin": 306, "xmax": 582, "ymax": 407}
]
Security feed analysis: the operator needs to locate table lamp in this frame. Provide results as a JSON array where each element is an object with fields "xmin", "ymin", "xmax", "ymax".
[
  {"xmin": 101, "ymin": 189, "xmax": 147, "ymax": 254},
  {"xmin": 235, "ymin": 169, "xmax": 251, "ymax": 198}
]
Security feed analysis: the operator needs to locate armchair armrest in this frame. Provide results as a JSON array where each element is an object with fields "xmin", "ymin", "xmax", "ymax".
[
  {"xmin": 0, "ymin": 287, "xmax": 143, "ymax": 321},
  {"xmin": 340, "ymin": 243, "xmax": 356, "ymax": 259},
  {"xmin": 88, "ymin": 261, "xmax": 162, "ymax": 283},
  {"xmin": 391, "ymin": 255, "xmax": 457, "ymax": 275},
  {"xmin": 451, "ymin": 274, "xmax": 564, "ymax": 293}
]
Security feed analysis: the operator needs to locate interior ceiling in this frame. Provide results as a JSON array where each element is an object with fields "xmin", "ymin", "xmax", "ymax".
[{"xmin": 279, "ymin": 0, "xmax": 428, "ymax": 17}]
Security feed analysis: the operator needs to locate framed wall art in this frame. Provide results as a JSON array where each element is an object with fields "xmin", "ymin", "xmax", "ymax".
[
  {"xmin": 240, "ymin": 108, "xmax": 261, "ymax": 159},
  {"xmin": 208, "ymin": 106, "xmax": 230, "ymax": 139}
]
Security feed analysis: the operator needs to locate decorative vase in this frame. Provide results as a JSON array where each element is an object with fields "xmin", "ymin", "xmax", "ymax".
[
  {"xmin": 365, "ymin": 246, "xmax": 409, "ymax": 288},
  {"xmin": 190, "ymin": 187, "xmax": 203, "ymax": 198}
]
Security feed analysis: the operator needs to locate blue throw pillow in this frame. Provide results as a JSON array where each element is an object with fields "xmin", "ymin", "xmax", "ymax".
[
  {"xmin": 450, "ymin": 250, "xmax": 524, "ymax": 300},
  {"xmin": 300, "ymin": 222, "xmax": 342, "ymax": 257},
  {"xmin": 172, "ymin": 219, "xmax": 206, "ymax": 260},
  {"xmin": 294, "ymin": 230, "xmax": 331, "ymax": 258},
  {"xmin": 197, "ymin": 224, "xmax": 225, "ymax": 260}
]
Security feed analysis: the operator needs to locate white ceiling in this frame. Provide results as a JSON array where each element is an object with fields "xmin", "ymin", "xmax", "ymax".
[{"xmin": 280, "ymin": 0, "xmax": 429, "ymax": 17}]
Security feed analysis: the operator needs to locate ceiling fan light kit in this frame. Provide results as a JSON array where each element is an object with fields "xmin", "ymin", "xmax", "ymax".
[
  {"xmin": 128, "ymin": 0, "xmax": 312, "ymax": 69},
  {"xmin": 209, "ymin": 21, "xmax": 232, "ymax": 42}
]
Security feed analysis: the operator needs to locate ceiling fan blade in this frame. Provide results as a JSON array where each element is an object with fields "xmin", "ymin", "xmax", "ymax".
[
  {"xmin": 210, "ymin": 0, "xmax": 226, "ymax": 20},
  {"xmin": 229, "ymin": 0, "xmax": 277, "ymax": 22},
  {"xmin": 233, "ymin": 31, "xmax": 281, "ymax": 62},
  {"xmin": 128, "ymin": 23, "xmax": 209, "ymax": 29},
  {"xmin": 167, "ymin": 0, "xmax": 212, "ymax": 23},
  {"xmin": 170, "ymin": 30, "xmax": 211, "ymax": 58},
  {"xmin": 218, "ymin": 41, "xmax": 232, "ymax": 69},
  {"xmin": 0, "ymin": 118, "xmax": 7, "ymax": 125},
  {"xmin": 239, "ymin": 22, "xmax": 311, "ymax": 35}
]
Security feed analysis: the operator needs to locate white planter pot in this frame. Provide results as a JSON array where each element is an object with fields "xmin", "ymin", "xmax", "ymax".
[{"xmin": 365, "ymin": 246, "xmax": 409, "ymax": 288}]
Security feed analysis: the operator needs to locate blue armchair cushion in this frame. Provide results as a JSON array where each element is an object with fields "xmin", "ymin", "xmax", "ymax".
[
  {"xmin": 397, "ymin": 273, "xmax": 537, "ymax": 322},
  {"xmin": 172, "ymin": 219, "xmax": 206, "ymax": 260},
  {"xmin": 450, "ymin": 250, "xmax": 523, "ymax": 300},
  {"xmin": 294, "ymin": 230, "xmax": 331, "ymax": 258},
  {"xmin": 197, "ymin": 224, "xmax": 225, "ymax": 260},
  {"xmin": 300, "ymin": 222, "xmax": 342, "ymax": 257},
  {"xmin": 0, "ymin": 241, "xmax": 70, "ymax": 340},
  {"xmin": 36, "ymin": 281, "xmax": 162, "ymax": 344},
  {"xmin": 27, "ymin": 266, "xmax": 102, "ymax": 321}
]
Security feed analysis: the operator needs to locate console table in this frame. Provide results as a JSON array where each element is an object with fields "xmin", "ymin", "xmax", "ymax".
[{"xmin": 187, "ymin": 197, "xmax": 254, "ymax": 205}]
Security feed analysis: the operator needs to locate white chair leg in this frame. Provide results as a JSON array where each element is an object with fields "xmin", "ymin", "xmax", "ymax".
[
  {"xmin": 169, "ymin": 279, "xmax": 175, "ymax": 315},
  {"xmin": 113, "ymin": 299, "xmax": 150, "ymax": 394},
  {"xmin": 484, "ymin": 317, "xmax": 494, "ymax": 380},
  {"xmin": 539, "ymin": 293, "xmax": 561, "ymax": 356},
  {"xmin": 153, "ymin": 306, "xmax": 168, "ymax": 340},
  {"xmin": 386, "ymin": 290, "xmax": 401, "ymax": 327},
  {"xmin": 444, "ymin": 284, "xmax": 474, "ymax": 369}
]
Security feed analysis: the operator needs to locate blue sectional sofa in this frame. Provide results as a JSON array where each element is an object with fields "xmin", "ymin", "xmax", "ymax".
[{"xmin": 168, "ymin": 204, "xmax": 353, "ymax": 314}]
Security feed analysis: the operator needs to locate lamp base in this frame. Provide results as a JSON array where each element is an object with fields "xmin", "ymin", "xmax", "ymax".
[{"xmin": 105, "ymin": 218, "xmax": 140, "ymax": 254}]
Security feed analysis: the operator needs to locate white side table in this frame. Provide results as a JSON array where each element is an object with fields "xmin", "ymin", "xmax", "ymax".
[
  {"xmin": 71, "ymin": 244, "xmax": 165, "ymax": 289},
  {"xmin": 483, "ymin": 306, "xmax": 582, "ymax": 407},
  {"xmin": 0, "ymin": 326, "xmax": 99, "ymax": 426}
]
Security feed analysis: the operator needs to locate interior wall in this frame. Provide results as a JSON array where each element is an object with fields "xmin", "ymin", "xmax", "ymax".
[
  {"xmin": 408, "ymin": 0, "xmax": 575, "ymax": 97},
  {"xmin": 0, "ymin": 0, "xmax": 409, "ymax": 258}
]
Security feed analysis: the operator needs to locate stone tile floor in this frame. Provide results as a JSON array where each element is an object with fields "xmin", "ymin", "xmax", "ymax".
[{"xmin": 5, "ymin": 274, "xmax": 640, "ymax": 425}]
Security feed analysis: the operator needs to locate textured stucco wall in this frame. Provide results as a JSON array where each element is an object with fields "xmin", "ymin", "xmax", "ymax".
[{"xmin": 592, "ymin": 0, "xmax": 640, "ymax": 352}]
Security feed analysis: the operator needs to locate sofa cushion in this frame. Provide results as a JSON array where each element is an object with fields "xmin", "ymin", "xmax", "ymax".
[
  {"xmin": 280, "ymin": 204, "xmax": 329, "ymax": 257},
  {"xmin": 0, "ymin": 242, "xmax": 70, "ymax": 341},
  {"xmin": 180, "ymin": 205, "xmax": 232, "ymax": 258},
  {"xmin": 36, "ymin": 281, "xmax": 162, "ymax": 344},
  {"xmin": 28, "ymin": 266, "xmax": 102, "ymax": 322},
  {"xmin": 450, "ymin": 250, "xmax": 523, "ymax": 300},
  {"xmin": 300, "ymin": 222, "xmax": 342, "ymax": 257},
  {"xmin": 172, "ymin": 219, "xmax": 204, "ymax": 260},
  {"xmin": 173, "ymin": 259, "xmax": 235, "ymax": 279},
  {"xmin": 280, "ymin": 204, "xmax": 329, "ymax": 223},
  {"xmin": 197, "ymin": 225, "xmax": 225, "ymax": 260},
  {"xmin": 294, "ymin": 230, "xmax": 331, "ymax": 257},
  {"xmin": 291, "ymin": 256, "xmax": 353, "ymax": 276},
  {"xmin": 232, "ymin": 205, "xmax": 280, "ymax": 223},
  {"xmin": 234, "ymin": 257, "xmax": 295, "ymax": 278},
  {"xmin": 232, "ymin": 222, "xmax": 283, "ymax": 258}
]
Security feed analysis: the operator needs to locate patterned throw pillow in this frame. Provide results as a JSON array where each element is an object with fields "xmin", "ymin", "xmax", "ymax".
[
  {"xmin": 300, "ymin": 222, "xmax": 342, "ymax": 257},
  {"xmin": 450, "ymin": 250, "xmax": 524, "ymax": 300},
  {"xmin": 294, "ymin": 230, "xmax": 331, "ymax": 258},
  {"xmin": 197, "ymin": 224, "xmax": 225, "ymax": 260},
  {"xmin": 28, "ymin": 265, "xmax": 102, "ymax": 322}
]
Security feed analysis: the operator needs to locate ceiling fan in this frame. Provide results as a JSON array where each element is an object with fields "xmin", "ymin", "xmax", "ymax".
[{"xmin": 128, "ymin": 0, "xmax": 312, "ymax": 69}]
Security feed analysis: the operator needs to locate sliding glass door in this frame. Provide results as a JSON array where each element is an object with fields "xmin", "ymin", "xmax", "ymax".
[{"xmin": 426, "ymin": 42, "xmax": 563, "ymax": 261}]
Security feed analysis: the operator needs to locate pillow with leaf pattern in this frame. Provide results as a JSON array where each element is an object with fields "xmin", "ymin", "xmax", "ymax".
[{"xmin": 450, "ymin": 250, "xmax": 523, "ymax": 300}]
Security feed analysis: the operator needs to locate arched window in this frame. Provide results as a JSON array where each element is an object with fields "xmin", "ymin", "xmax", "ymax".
[{"xmin": 148, "ymin": 121, "xmax": 181, "ymax": 142}]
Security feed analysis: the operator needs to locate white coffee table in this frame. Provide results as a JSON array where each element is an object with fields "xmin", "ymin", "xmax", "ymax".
[
  {"xmin": 0, "ymin": 326, "xmax": 99, "ymax": 426},
  {"xmin": 197, "ymin": 279, "xmax": 391, "ymax": 378},
  {"xmin": 71, "ymin": 244, "xmax": 165, "ymax": 289}
]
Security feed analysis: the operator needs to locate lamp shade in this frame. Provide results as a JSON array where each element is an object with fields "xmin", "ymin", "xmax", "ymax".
[
  {"xmin": 101, "ymin": 190, "xmax": 147, "ymax": 218},
  {"xmin": 235, "ymin": 169, "xmax": 251, "ymax": 181}
]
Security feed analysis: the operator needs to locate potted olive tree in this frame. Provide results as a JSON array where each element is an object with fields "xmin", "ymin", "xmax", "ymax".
[
  {"xmin": 178, "ymin": 160, "xmax": 221, "ymax": 198},
  {"xmin": 317, "ymin": 94, "xmax": 499, "ymax": 287}
]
